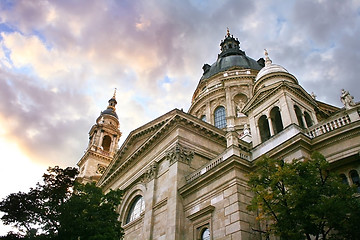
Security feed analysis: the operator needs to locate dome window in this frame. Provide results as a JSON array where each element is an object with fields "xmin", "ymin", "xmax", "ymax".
[
  {"xmin": 214, "ymin": 106, "xmax": 226, "ymax": 129},
  {"xmin": 201, "ymin": 115, "xmax": 207, "ymax": 122},
  {"xmin": 258, "ymin": 115, "xmax": 271, "ymax": 142},
  {"xmin": 294, "ymin": 105, "xmax": 305, "ymax": 128},
  {"xmin": 270, "ymin": 107, "xmax": 284, "ymax": 134},
  {"xmin": 304, "ymin": 111, "xmax": 313, "ymax": 127}
]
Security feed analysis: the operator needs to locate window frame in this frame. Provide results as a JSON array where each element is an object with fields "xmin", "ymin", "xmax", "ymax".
[
  {"xmin": 258, "ymin": 115, "xmax": 271, "ymax": 142},
  {"xmin": 125, "ymin": 195, "xmax": 145, "ymax": 224},
  {"xmin": 214, "ymin": 106, "xmax": 226, "ymax": 129}
]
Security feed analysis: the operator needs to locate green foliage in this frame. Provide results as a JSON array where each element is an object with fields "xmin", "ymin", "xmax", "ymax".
[
  {"xmin": 58, "ymin": 182, "xmax": 124, "ymax": 240},
  {"xmin": 0, "ymin": 167, "xmax": 124, "ymax": 240},
  {"xmin": 247, "ymin": 152, "xmax": 360, "ymax": 240}
]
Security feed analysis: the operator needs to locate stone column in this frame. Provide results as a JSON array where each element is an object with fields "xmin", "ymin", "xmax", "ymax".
[
  {"xmin": 279, "ymin": 95, "xmax": 292, "ymax": 127},
  {"xmin": 301, "ymin": 113, "xmax": 307, "ymax": 128},
  {"xmin": 109, "ymin": 135, "xmax": 116, "ymax": 155},
  {"xmin": 284, "ymin": 95, "xmax": 298, "ymax": 125},
  {"xmin": 98, "ymin": 130, "xmax": 104, "ymax": 148},
  {"xmin": 249, "ymin": 116, "xmax": 260, "ymax": 146},
  {"xmin": 267, "ymin": 116, "xmax": 274, "ymax": 136},
  {"xmin": 225, "ymin": 86, "xmax": 235, "ymax": 127},
  {"xmin": 206, "ymin": 101, "xmax": 211, "ymax": 124}
]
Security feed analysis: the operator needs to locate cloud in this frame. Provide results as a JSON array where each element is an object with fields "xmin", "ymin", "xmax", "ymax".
[{"xmin": 0, "ymin": 0, "xmax": 359, "ymax": 203}]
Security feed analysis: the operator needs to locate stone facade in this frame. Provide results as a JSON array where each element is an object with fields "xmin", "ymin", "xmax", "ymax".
[{"xmin": 79, "ymin": 31, "xmax": 360, "ymax": 239}]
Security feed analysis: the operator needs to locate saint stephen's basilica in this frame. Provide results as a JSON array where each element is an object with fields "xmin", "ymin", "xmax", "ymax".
[{"xmin": 76, "ymin": 30, "xmax": 360, "ymax": 240}]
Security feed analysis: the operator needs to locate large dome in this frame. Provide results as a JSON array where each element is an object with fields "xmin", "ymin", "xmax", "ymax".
[
  {"xmin": 253, "ymin": 50, "xmax": 298, "ymax": 94},
  {"xmin": 255, "ymin": 62, "xmax": 288, "ymax": 81},
  {"xmin": 200, "ymin": 30, "xmax": 264, "ymax": 81},
  {"xmin": 201, "ymin": 54, "xmax": 263, "ymax": 80}
]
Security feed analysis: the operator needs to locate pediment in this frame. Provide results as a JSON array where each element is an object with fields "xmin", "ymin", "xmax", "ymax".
[
  {"xmin": 98, "ymin": 109, "xmax": 226, "ymax": 188},
  {"xmin": 243, "ymin": 81, "xmax": 317, "ymax": 114}
]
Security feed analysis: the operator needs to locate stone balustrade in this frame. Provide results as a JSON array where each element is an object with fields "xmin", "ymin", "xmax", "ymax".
[
  {"xmin": 306, "ymin": 113, "xmax": 351, "ymax": 138},
  {"xmin": 185, "ymin": 148, "xmax": 250, "ymax": 183},
  {"xmin": 185, "ymin": 156, "xmax": 224, "ymax": 183}
]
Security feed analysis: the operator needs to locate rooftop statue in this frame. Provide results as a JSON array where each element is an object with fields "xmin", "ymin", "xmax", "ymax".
[{"xmin": 341, "ymin": 89, "xmax": 355, "ymax": 109}]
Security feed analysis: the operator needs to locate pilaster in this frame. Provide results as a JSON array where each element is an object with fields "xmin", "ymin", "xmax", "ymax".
[
  {"xmin": 165, "ymin": 143, "xmax": 194, "ymax": 239},
  {"xmin": 143, "ymin": 162, "xmax": 158, "ymax": 239}
]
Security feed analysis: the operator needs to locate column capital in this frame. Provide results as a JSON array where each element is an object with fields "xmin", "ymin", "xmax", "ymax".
[{"xmin": 166, "ymin": 143, "xmax": 194, "ymax": 166}]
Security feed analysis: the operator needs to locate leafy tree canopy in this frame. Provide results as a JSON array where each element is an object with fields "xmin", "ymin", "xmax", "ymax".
[
  {"xmin": 0, "ymin": 166, "xmax": 123, "ymax": 240},
  {"xmin": 247, "ymin": 152, "xmax": 360, "ymax": 240}
]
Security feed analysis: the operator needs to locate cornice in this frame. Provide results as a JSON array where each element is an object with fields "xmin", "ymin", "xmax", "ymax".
[
  {"xmin": 98, "ymin": 110, "xmax": 227, "ymax": 188},
  {"xmin": 253, "ymin": 132, "xmax": 312, "ymax": 162},
  {"xmin": 77, "ymin": 149, "xmax": 113, "ymax": 166}
]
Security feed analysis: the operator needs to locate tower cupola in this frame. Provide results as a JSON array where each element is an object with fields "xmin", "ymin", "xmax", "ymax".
[
  {"xmin": 100, "ymin": 89, "xmax": 118, "ymax": 119},
  {"xmin": 77, "ymin": 90, "xmax": 122, "ymax": 184},
  {"xmin": 219, "ymin": 28, "xmax": 244, "ymax": 58}
]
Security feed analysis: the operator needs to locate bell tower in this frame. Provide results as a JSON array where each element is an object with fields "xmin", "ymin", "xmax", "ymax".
[{"xmin": 77, "ymin": 90, "xmax": 122, "ymax": 183}]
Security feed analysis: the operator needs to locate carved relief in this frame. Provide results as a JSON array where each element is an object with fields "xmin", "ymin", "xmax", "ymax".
[
  {"xmin": 234, "ymin": 93, "xmax": 248, "ymax": 117},
  {"xmin": 143, "ymin": 162, "xmax": 158, "ymax": 182},
  {"xmin": 166, "ymin": 143, "xmax": 194, "ymax": 166}
]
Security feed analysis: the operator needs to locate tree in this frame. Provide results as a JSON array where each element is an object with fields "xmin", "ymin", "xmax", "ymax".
[
  {"xmin": 247, "ymin": 152, "xmax": 360, "ymax": 240},
  {"xmin": 58, "ymin": 182, "xmax": 123, "ymax": 240},
  {"xmin": 0, "ymin": 167, "xmax": 124, "ymax": 240},
  {"xmin": 0, "ymin": 166, "xmax": 78, "ymax": 239}
]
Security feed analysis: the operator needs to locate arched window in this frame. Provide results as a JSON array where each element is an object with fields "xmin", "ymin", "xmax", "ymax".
[
  {"xmin": 258, "ymin": 115, "xmax": 271, "ymax": 142},
  {"xmin": 102, "ymin": 135, "xmax": 112, "ymax": 152},
  {"xmin": 201, "ymin": 228, "xmax": 210, "ymax": 240},
  {"xmin": 350, "ymin": 170, "xmax": 360, "ymax": 192},
  {"xmin": 214, "ymin": 106, "xmax": 226, "ymax": 129},
  {"xmin": 201, "ymin": 115, "xmax": 206, "ymax": 122},
  {"xmin": 126, "ymin": 195, "xmax": 145, "ymax": 224},
  {"xmin": 340, "ymin": 174, "xmax": 349, "ymax": 185},
  {"xmin": 304, "ymin": 111, "xmax": 313, "ymax": 127},
  {"xmin": 294, "ymin": 105, "xmax": 305, "ymax": 128},
  {"xmin": 270, "ymin": 106, "xmax": 284, "ymax": 134}
]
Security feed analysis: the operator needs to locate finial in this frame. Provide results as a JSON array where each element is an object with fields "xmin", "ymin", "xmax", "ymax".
[
  {"xmin": 264, "ymin": 49, "xmax": 272, "ymax": 66},
  {"xmin": 227, "ymin": 27, "xmax": 230, "ymax": 37},
  {"xmin": 113, "ymin": 88, "xmax": 117, "ymax": 98},
  {"xmin": 311, "ymin": 92, "xmax": 317, "ymax": 100}
]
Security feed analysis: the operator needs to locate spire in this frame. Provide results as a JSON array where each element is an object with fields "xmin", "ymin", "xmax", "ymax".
[
  {"xmin": 106, "ymin": 89, "xmax": 117, "ymax": 112},
  {"xmin": 264, "ymin": 49, "xmax": 272, "ymax": 66}
]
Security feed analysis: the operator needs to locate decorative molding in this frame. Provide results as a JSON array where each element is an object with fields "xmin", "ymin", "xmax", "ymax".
[
  {"xmin": 99, "ymin": 111, "xmax": 226, "ymax": 188},
  {"xmin": 143, "ymin": 161, "xmax": 158, "ymax": 182},
  {"xmin": 153, "ymin": 197, "xmax": 168, "ymax": 211},
  {"xmin": 187, "ymin": 205, "xmax": 215, "ymax": 221},
  {"xmin": 166, "ymin": 143, "xmax": 194, "ymax": 166}
]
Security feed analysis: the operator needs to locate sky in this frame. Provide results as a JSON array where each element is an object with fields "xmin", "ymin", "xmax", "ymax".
[{"xmin": 0, "ymin": 0, "xmax": 360, "ymax": 234}]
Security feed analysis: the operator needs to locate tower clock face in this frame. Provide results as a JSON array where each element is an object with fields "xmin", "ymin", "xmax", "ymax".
[{"xmin": 96, "ymin": 165, "xmax": 106, "ymax": 174}]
